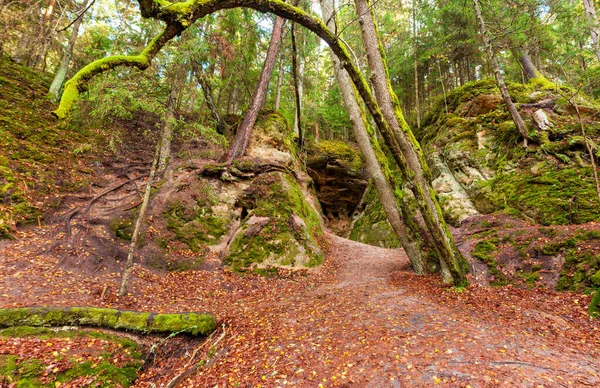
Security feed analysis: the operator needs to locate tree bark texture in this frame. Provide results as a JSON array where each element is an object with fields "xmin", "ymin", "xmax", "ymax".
[
  {"xmin": 354, "ymin": 0, "xmax": 466, "ymax": 284},
  {"xmin": 472, "ymin": 0, "xmax": 530, "ymax": 148},
  {"xmin": 31, "ymin": 0, "xmax": 57, "ymax": 69},
  {"xmin": 291, "ymin": 21, "xmax": 303, "ymax": 149},
  {"xmin": 412, "ymin": 0, "xmax": 420, "ymax": 130},
  {"xmin": 583, "ymin": 0, "xmax": 600, "ymax": 62},
  {"xmin": 224, "ymin": 15, "xmax": 286, "ymax": 163},
  {"xmin": 320, "ymin": 0, "xmax": 425, "ymax": 274},
  {"xmin": 275, "ymin": 56, "xmax": 284, "ymax": 111}
]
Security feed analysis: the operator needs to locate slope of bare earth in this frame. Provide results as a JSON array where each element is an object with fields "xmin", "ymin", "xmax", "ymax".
[{"xmin": 1, "ymin": 227, "xmax": 599, "ymax": 387}]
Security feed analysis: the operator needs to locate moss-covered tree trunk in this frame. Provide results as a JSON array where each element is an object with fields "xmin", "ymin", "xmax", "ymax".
[
  {"xmin": 0, "ymin": 307, "xmax": 216, "ymax": 335},
  {"xmin": 224, "ymin": 15, "xmax": 286, "ymax": 163},
  {"xmin": 354, "ymin": 0, "xmax": 466, "ymax": 284},
  {"xmin": 319, "ymin": 0, "xmax": 425, "ymax": 274}
]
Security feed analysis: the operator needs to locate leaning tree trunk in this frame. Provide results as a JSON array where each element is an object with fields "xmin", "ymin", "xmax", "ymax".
[
  {"xmin": 583, "ymin": 0, "xmax": 600, "ymax": 62},
  {"xmin": 223, "ymin": 15, "xmax": 286, "ymax": 163},
  {"xmin": 472, "ymin": 0, "xmax": 530, "ymax": 148},
  {"xmin": 320, "ymin": 0, "xmax": 425, "ymax": 274},
  {"xmin": 354, "ymin": 0, "xmax": 467, "ymax": 285},
  {"xmin": 119, "ymin": 143, "xmax": 160, "ymax": 296},
  {"xmin": 48, "ymin": 0, "xmax": 92, "ymax": 101}
]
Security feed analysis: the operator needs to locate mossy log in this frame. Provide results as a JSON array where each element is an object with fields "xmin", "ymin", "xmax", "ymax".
[{"xmin": 0, "ymin": 307, "xmax": 216, "ymax": 336}]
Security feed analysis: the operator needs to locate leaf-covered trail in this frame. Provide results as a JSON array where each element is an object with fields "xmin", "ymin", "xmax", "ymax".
[{"xmin": 1, "ymin": 231, "xmax": 599, "ymax": 386}]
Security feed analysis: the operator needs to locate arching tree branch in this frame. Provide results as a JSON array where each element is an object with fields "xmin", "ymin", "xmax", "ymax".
[{"xmin": 53, "ymin": 23, "xmax": 183, "ymax": 118}]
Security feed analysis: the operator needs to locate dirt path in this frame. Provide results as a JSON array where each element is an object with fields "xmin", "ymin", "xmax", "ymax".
[{"xmin": 1, "ymin": 231, "xmax": 599, "ymax": 387}]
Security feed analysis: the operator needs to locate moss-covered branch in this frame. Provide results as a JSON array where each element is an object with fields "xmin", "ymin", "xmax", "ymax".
[
  {"xmin": 53, "ymin": 23, "xmax": 183, "ymax": 119},
  {"xmin": 0, "ymin": 307, "xmax": 216, "ymax": 336}
]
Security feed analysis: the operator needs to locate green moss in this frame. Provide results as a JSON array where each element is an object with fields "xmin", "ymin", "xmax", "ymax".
[
  {"xmin": 226, "ymin": 172, "xmax": 323, "ymax": 271},
  {"xmin": 306, "ymin": 139, "xmax": 364, "ymax": 171},
  {"xmin": 165, "ymin": 199, "xmax": 228, "ymax": 252},
  {"xmin": 150, "ymin": 313, "xmax": 216, "ymax": 336},
  {"xmin": 0, "ymin": 355, "xmax": 18, "ymax": 378},
  {"xmin": 109, "ymin": 215, "xmax": 135, "ymax": 241},
  {"xmin": 557, "ymin": 249, "xmax": 600, "ymax": 292},
  {"xmin": 489, "ymin": 167, "xmax": 600, "ymax": 225},
  {"xmin": 589, "ymin": 290, "xmax": 600, "ymax": 318},
  {"xmin": 0, "ymin": 307, "xmax": 216, "ymax": 336},
  {"xmin": 471, "ymin": 239, "xmax": 507, "ymax": 286}
]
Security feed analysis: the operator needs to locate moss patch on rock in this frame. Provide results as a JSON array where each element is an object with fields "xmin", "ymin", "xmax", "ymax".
[
  {"xmin": 349, "ymin": 185, "xmax": 399, "ymax": 248},
  {"xmin": 226, "ymin": 171, "xmax": 323, "ymax": 271},
  {"xmin": 164, "ymin": 180, "xmax": 229, "ymax": 252}
]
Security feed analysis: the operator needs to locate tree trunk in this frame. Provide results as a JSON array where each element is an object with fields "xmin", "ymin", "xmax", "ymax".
[
  {"xmin": 223, "ymin": 16, "xmax": 286, "ymax": 163},
  {"xmin": 48, "ymin": 0, "xmax": 92, "ymax": 101},
  {"xmin": 157, "ymin": 87, "xmax": 178, "ymax": 175},
  {"xmin": 515, "ymin": 48, "xmax": 542, "ymax": 82},
  {"xmin": 291, "ymin": 21, "xmax": 303, "ymax": 149},
  {"xmin": 412, "ymin": 0, "xmax": 420, "ymax": 130},
  {"xmin": 354, "ymin": 0, "xmax": 467, "ymax": 284},
  {"xmin": 320, "ymin": 0, "xmax": 425, "ymax": 274},
  {"xmin": 583, "ymin": 0, "xmax": 600, "ymax": 62},
  {"xmin": 275, "ymin": 56, "xmax": 284, "ymax": 111},
  {"xmin": 119, "ymin": 142, "xmax": 160, "ymax": 296},
  {"xmin": 472, "ymin": 0, "xmax": 530, "ymax": 148},
  {"xmin": 31, "ymin": 0, "xmax": 57, "ymax": 68},
  {"xmin": 197, "ymin": 69, "xmax": 226, "ymax": 135}
]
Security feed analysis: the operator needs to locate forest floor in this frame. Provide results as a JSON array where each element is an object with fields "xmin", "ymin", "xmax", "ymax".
[{"xmin": 1, "ymin": 225, "xmax": 599, "ymax": 387}]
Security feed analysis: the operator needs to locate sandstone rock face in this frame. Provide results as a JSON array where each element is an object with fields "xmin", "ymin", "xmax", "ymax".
[
  {"xmin": 154, "ymin": 111, "xmax": 324, "ymax": 271},
  {"xmin": 349, "ymin": 78, "xmax": 600, "ymax": 248},
  {"xmin": 305, "ymin": 140, "xmax": 368, "ymax": 236}
]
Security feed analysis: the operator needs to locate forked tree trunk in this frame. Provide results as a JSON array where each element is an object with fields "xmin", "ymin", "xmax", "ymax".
[
  {"xmin": 320, "ymin": 0, "xmax": 425, "ymax": 274},
  {"xmin": 196, "ymin": 69, "xmax": 226, "ymax": 135},
  {"xmin": 472, "ymin": 0, "xmax": 530, "ymax": 148},
  {"xmin": 224, "ymin": 16, "xmax": 286, "ymax": 163},
  {"xmin": 583, "ymin": 0, "xmax": 600, "ymax": 62},
  {"xmin": 48, "ymin": 0, "xmax": 92, "ymax": 101},
  {"xmin": 355, "ymin": 0, "xmax": 467, "ymax": 284}
]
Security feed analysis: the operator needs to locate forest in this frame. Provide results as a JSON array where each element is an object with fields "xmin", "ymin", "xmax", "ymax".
[{"xmin": 1, "ymin": 0, "xmax": 600, "ymax": 386}]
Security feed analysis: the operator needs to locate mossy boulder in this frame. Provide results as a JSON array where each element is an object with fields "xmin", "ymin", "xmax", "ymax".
[
  {"xmin": 419, "ymin": 78, "xmax": 600, "ymax": 226},
  {"xmin": 348, "ymin": 185, "xmax": 400, "ymax": 248},
  {"xmin": 226, "ymin": 171, "xmax": 323, "ymax": 271}
]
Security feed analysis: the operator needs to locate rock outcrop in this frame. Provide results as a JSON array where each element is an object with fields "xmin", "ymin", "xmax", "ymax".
[{"xmin": 305, "ymin": 140, "xmax": 368, "ymax": 235}]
